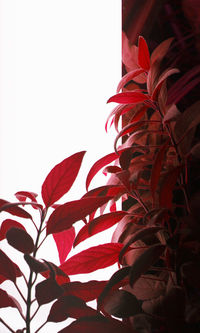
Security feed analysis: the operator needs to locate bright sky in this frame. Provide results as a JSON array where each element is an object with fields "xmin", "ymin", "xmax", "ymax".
[{"xmin": 0, "ymin": 1, "xmax": 121, "ymax": 332}]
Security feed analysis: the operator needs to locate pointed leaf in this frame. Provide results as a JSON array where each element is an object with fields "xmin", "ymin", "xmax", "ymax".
[
  {"xmin": 159, "ymin": 166, "xmax": 182, "ymax": 209},
  {"xmin": 47, "ymin": 197, "xmax": 111, "ymax": 235},
  {"xmin": 0, "ymin": 219, "xmax": 26, "ymax": 241},
  {"xmin": 60, "ymin": 243, "xmax": 128, "ymax": 275},
  {"xmin": 107, "ymin": 91, "xmax": 150, "ymax": 105},
  {"xmin": 138, "ymin": 36, "xmax": 150, "ymax": 70},
  {"xmin": 48, "ymin": 295, "xmax": 97, "ymax": 322},
  {"xmin": 0, "ymin": 199, "xmax": 32, "ymax": 219},
  {"xmin": 62, "ymin": 280, "xmax": 108, "ymax": 302},
  {"xmin": 35, "ymin": 278, "xmax": 64, "ymax": 305},
  {"xmin": 117, "ymin": 69, "xmax": 145, "ymax": 93},
  {"xmin": 86, "ymin": 152, "xmax": 119, "ymax": 190},
  {"xmin": 152, "ymin": 68, "xmax": 179, "ymax": 100},
  {"xmin": 0, "ymin": 289, "xmax": 20, "ymax": 309},
  {"xmin": 150, "ymin": 140, "xmax": 170, "ymax": 201},
  {"xmin": 53, "ymin": 227, "xmax": 75, "ymax": 264},
  {"xmin": 58, "ymin": 316, "xmax": 133, "ymax": 333},
  {"xmin": 74, "ymin": 212, "xmax": 127, "ymax": 247},
  {"xmin": 151, "ymin": 37, "xmax": 174, "ymax": 65},
  {"xmin": 129, "ymin": 244, "xmax": 165, "ymax": 286},
  {"xmin": 0, "ymin": 250, "xmax": 20, "ymax": 282},
  {"xmin": 6, "ymin": 227, "xmax": 34, "ymax": 254},
  {"xmin": 104, "ymin": 290, "xmax": 142, "ymax": 318},
  {"xmin": 42, "ymin": 151, "xmax": 86, "ymax": 207}
]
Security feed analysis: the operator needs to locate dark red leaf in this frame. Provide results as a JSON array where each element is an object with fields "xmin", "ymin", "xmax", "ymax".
[
  {"xmin": 59, "ymin": 243, "xmax": 127, "ymax": 275},
  {"xmin": 150, "ymin": 140, "xmax": 170, "ymax": 202},
  {"xmin": 117, "ymin": 69, "xmax": 145, "ymax": 93},
  {"xmin": 152, "ymin": 68, "xmax": 179, "ymax": 100},
  {"xmin": 167, "ymin": 65, "xmax": 200, "ymax": 105},
  {"xmin": 0, "ymin": 250, "xmax": 20, "ymax": 282},
  {"xmin": 47, "ymin": 197, "xmax": 111, "ymax": 235},
  {"xmin": 159, "ymin": 166, "xmax": 182, "ymax": 209},
  {"xmin": 119, "ymin": 226, "xmax": 163, "ymax": 263},
  {"xmin": 58, "ymin": 315, "xmax": 134, "ymax": 333},
  {"xmin": 62, "ymin": 280, "xmax": 108, "ymax": 302},
  {"xmin": 47, "ymin": 295, "xmax": 97, "ymax": 322},
  {"xmin": 0, "ymin": 199, "xmax": 32, "ymax": 219},
  {"xmin": 74, "ymin": 212, "xmax": 127, "ymax": 247},
  {"xmin": 24, "ymin": 254, "xmax": 49, "ymax": 273},
  {"xmin": 6, "ymin": 227, "xmax": 34, "ymax": 254},
  {"xmin": 129, "ymin": 244, "xmax": 165, "ymax": 287},
  {"xmin": 107, "ymin": 91, "xmax": 150, "ymax": 105},
  {"xmin": 42, "ymin": 151, "xmax": 86, "ymax": 207},
  {"xmin": 150, "ymin": 37, "xmax": 174, "ymax": 65},
  {"xmin": 98, "ymin": 266, "xmax": 130, "ymax": 310},
  {"xmin": 0, "ymin": 219, "xmax": 26, "ymax": 241},
  {"xmin": 53, "ymin": 227, "xmax": 75, "ymax": 264},
  {"xmin": 35, "ymin": 278, "xmax": 64, "ymax": 305},
  {"xmin": 138, "ymin": 36, "xmax": 150, "ymax": 70},
  {"xmin": 104, "ymin": 290, "xmax": 142, "ymax": 318},
  {"xmin": 0, "ymin": 289, "xmax": 20, "ymax": 310}
]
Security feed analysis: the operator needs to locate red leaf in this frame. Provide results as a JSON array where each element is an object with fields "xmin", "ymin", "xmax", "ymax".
[
  {"xmin": 47, "ymin": 295, "xmax": 97, "ymax": 322},
  {"xmin": 58, "ymin": 316, "xmax": 133, "ymax": 333},
  {"xmin": 47, "ymin": 197, "xmax": 111, "ymax": 235},
  {"xmin": 60, "ymin": 243, "xmax": 127, "ymax": 275},
  {"xmin": 15, "ymin": 191, "xmax": 39, "ymax": 209},
  {"xmin": 117, "ymin": 69, "xmax": 145, "ymax": 93},
  {"xmin": 0, "ymin": 250, "xmax": 20, "ymax": 282},
  {"xmin": 0, "ymin": 261, "xmax": 21, "ymax": 285},
  {"xmin": 0, "ymin": 289, "xmax": 20, "ymax": 309},
  {"xmin": 83, "ymin": 185, "xmax": 125, "ymax": 199},
  {"xmin": 107, "ymin": 91, "xmax": 149, "ymax": 105},
  {"xmin": 150, "ymin": 140, "xmax": 170, "ymax": 202},
  {"xmin": 35, "ymin": 278, "xmax": 64, "ymax": 305},
  {"xmin": 74, "ymin": 212, "xmax": 128, "ymax": 247},
  {"xmin": 42, "ymin": 151, "xmax": 86, "ymax": 207},
  {"xmin": 159, "ymin": 166, "xmax": 182, "ymax": 209},
  {"xmin": 138, "ymin": 36, "xmax": 150, "ymax": 70},
  {"xmin": 6, "ymin": 227, "xmax": 34, "ymax": 254},
  {"xmin": 63, "ymin": 280, "xmax": 108, "ymax": 302},
  {"xmin": 53, "ymin": 227, "xmax": 75, "ymax": 264},
  {"xmin": 129, "ymin": 244, "xmax": 165, "ymax": 286},
  {"xmin": 0, "ymin": 199, "xmax": 32, "ymax": 219},
  {"xmin": 24, "ymin": 254, "xmax": 49, "ymax": 273},
  {"xmin": 0, "ymin": 219, "xmax": 26, "ymax": 241},
  {"xmin": 86, "ymin": 152, "xmax": 119, "ymax": 190}
]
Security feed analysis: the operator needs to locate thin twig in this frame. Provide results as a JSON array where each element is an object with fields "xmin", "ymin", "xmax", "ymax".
[
  {"xmin": 0, "ymin": 318, "xmax": 15, "ymax": 333},
  {"xmin": 14, "ymin": 281, "xmax": 27, "ymax": 303}
]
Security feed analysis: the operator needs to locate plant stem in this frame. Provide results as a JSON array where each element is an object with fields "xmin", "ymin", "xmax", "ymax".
[
  {"xmin": 25, "ymin": 209, "xmax": 47, "ymax": 333},
  {"xmin": 14, "ymin": 281, "xmax": 27, "ymax": 303},
  {"xmin": 0, "ymin": 318, "xmax": 15, "ymax": 333}
]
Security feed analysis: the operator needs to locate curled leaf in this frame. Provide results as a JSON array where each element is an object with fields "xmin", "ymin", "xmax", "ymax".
[
  {"xmin": 53, "ymin": 227, "xmax": 75, "ymax": 264},
  {"xmin": 107, "ymin": 91, "xmax": 150, "ymax": 105}
]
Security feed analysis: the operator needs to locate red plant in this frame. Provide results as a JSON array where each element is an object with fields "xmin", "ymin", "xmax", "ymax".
[{"xmin": 1, "ymin": 18, "xmax": 200, "ymax": 333}]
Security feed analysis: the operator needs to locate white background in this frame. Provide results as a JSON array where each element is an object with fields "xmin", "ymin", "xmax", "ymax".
[{"xmin": 0, "ymin": 1, "xmax": 121, "ymax": 332}]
